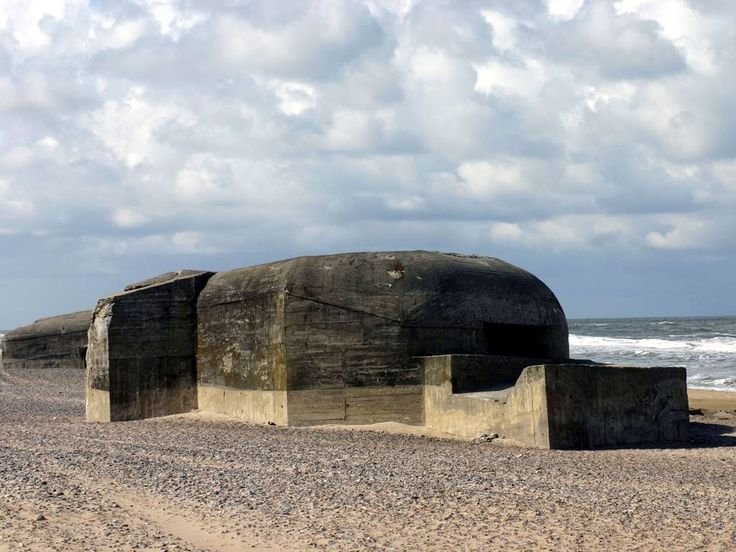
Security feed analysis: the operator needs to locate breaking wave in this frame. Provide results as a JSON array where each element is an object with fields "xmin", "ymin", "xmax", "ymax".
[
  {"xmin": 689, "ymin": 374, "xmax": 736, "ymax": 389},
  {"xmin": 570, "ymin": 334, "xmax": 736, "ymax": 355},
  {"xmin": 570, "ymin": 329, "xmax": 736, "ymax": 390}
]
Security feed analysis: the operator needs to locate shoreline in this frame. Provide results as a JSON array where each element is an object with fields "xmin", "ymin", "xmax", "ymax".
[{"xmin": 688, "ymin": 387, "xmax": 736, "ymax": 411}]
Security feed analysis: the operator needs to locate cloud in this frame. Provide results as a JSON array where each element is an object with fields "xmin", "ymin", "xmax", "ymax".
[
  {"xmin": 546, "ymin": 1, "xmax": 687, "ymax": 80},
  {"xmin": 1, "ymin": 0, "xmax": 736, "ymax": 324},
  {"xmin": 112, "ymin": 208, "xmax": 148, "ymax": 228},
  {"xmin": 0, "ymin": 179, "xmax": 35, "ymax": 221}
]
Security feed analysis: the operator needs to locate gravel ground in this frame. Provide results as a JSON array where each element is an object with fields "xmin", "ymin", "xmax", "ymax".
[{"xmin": 1, "ymin": 368, "xmax": 736, "ymax": 551}]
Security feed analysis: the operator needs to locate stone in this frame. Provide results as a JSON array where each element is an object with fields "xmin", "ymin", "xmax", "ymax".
[{"xmin": 472, "ymin": 433, "xmax": 499, "ymax": 444}]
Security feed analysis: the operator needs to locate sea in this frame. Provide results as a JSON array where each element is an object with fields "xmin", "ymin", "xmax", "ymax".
[
  {"xmin": 569, "ymin": 316, "xmax": 736, "ymax": 392},
  {"xmin": 2, "ymin": 318, "xmax": 736, "ymax": 391}
]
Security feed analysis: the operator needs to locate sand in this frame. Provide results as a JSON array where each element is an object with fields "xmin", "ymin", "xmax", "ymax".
[
  {"xmin": 688, "ymin": 388, "xmax": 736, "ymax": 412},
  {"xmin": 2, "ymin": 368, "xmax": 736, "ymax": 551}
]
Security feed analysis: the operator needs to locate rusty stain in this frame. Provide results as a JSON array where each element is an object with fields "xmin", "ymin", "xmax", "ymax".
[{"xmin": 387, "ymin": 262, "xmax": 405, "ymax": 280}]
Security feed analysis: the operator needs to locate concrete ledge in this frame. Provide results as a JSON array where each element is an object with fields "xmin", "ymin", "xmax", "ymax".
[
  {"xmin": 417, "ymin": 354, "xmax": 556, "ymax": 391},
  {"xmin": 423, "ymin": 384, "xmax": 505, "ymax": 438},
  {"xmin": 421, "ymin": 356, "xmax": 547, "ymax": 442},
  {"xmin": 501, "ymin": 365, "xmax": 550, "ymax": 447}
]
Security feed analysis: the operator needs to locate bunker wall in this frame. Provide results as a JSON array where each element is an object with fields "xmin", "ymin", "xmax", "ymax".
[
  {"xmin": 0, "ymin": 311, "xmax": 91, "ymax": 370},
  {"xmin": 422, "ymin": 358, "xmax": 689, "ymax": 448},
  {"xmin": 86, "ymin": 272, "xmax": 213, "ymax": 422},
  {"xmin": 284, "ymin": 295, "xmax": 423, "ymax": 425},
  {"xmin": 196, "ymin": 291, "xmax": 288, "ymax": 425},
  {"xmin": 1, "ymin": 331, "xmax": 88, "ymax": 370},
  {"xmin": 543, "ymin": 364, "xmax": 689, "ymax": 448}
]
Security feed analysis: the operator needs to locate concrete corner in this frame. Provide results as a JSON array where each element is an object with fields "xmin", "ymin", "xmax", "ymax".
[{"xmin": 86, "ymin": 271, "xmax": 214, "ymax": 422}]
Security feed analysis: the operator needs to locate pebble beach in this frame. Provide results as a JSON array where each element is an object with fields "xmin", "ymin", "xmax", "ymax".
[{"xmin": 2, "ymin": 368, "xmax": 736, "ymax": 551}]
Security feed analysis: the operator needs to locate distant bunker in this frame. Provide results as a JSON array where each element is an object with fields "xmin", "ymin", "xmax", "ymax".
[
  {"xmin": 80, "ymin": 251, "xmax": 689, "ymax": 449},
  {"xmin": 0, "ymin": 310, "xmax": 92, "ymax": 370}
]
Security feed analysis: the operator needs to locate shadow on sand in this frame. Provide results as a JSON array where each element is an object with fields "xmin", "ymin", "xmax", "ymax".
[
  {"xmin": 686, "ymin": 418, "xmax": 736, "ymax": 448},
  {"xmin": 584, "ymin": 416, "xmax": 736, "ymax": 450}
]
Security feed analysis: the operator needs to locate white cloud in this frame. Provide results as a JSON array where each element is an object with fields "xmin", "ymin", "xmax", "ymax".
[
  {"xmin": 645, "ymin": 218, "xmax": 713, "ymax": 250},
  {"xmin": 481, "ymin": 10, "xmax": 518, "ymax": 51},
  {"xmin": 546, "ymin": 0, "xmax": 585, "ymax": 21},
  {"xmin": 456, "ymin": 161, "xmax": 529, "ymax": 198},
  {"xmin": 547, "ymin": 1, "xmax": 686, "ymax": 79},
  {"xmin": 141, "ymin": 0, "xmax": 208, "ymax": 39},
  {"xmin": 35, "ymin": 136, "xmax": 59, "ymax": 150},
  {"xmin": 0, "ymin": 0, "xmax": 78, "ymax": 52},
  {"xmin": 384, "ymin": 195, "xmax": 424, "ymax": 212},
  {"xmin": 211, "ymin": 2, "xmax": 383, "ymax": 80},
  {"xmin": 0, "ymin": 180, "xmax": 35, "ymax": 218},
  {"xmin": 112, "ymin": 208, "xmax": 148, "ymax": 228},
  {"xmin": 489, "ymin": 214, "xmax": 640, "ymax": 250},
  {"xmin": 170, "ymin": 231, "xmax": 214, "ymax": 253},
  {"xmin": 89, "ymin": 90, "xmax": 181, "ymax": 167},
  {"xmin": 0, "ymin": 147, "xmax": 34, "ymax": 169},
  {"xmin": 270, "ymin": 80, "xmax": 316, "ymax": 116},
  {"xmin": 615, "ymin": 0, "xmax": 716, "ymax": 73},
  {"xmin": 0, "ymin": 72, "xmax": 55, "ymax": 111},
  {"xmin": 489, "ymin": 222, "xmax": 523, "ymax": 242},
  {"xmin": 90, "ymin": 14, "xmax": 148, "ymax": 50}
]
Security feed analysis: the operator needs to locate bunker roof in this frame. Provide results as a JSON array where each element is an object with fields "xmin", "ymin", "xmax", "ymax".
[
  {"xmin": 198, "ymin": 250, "xmax": 566, "ymax": 327},
  {"xmin": 4, "ymin": 310, "xmax": 93, "ymax": 340}
]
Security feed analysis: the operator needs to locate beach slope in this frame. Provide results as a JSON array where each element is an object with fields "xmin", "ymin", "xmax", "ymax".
[{"xmin": 1, "ymin": 369, "xmax": 735, "ymax": 551}]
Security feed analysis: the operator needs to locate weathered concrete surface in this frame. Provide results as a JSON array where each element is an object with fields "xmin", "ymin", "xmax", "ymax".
[
  {"xmin": 288, "ymin": 386, "xmax": 424, "ymax": 426},
  {"xmin": 544, "ymin": 364, "xmax": 689, "ymax": 449},
  {"xmin": 420, "ymin": 354, "xmax": 557, "ymax": 391},
  {"xmin": 0, "ymin": 310, "xmax": 92, "ymax": 370},
  {"xmin": 423, "ymin": 358, "xmax": 689, "ymax": 448},
  {"xmin": 197, "ymin": 251, "xmax": 568, "ymax": 425},
  {"xmin": 197, "ymin": 386, "xmax": 288, "ymax": 425},
  {"xmin": 86, "ymin": 271, "xmax": 214, "ymax": 422},
  {"xmin": 421, "ymin": 355, "xmax": 548, "ymax": 441}
]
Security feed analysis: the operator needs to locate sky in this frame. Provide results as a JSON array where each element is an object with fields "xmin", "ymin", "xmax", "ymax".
[{"xmin": 1, "ymin": 0, "xmax": 735, "ymax": 329}]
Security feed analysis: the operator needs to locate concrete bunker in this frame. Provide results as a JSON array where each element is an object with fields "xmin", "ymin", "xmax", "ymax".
[
  {"xmin": 82, "ymin": 251, "xmax": 689, "ymax": 449},
  {"xmin": 195, "ymin": 251, "xmax": 569, "ymax": 426},
  {"xmin": 0, "ymin": 310, "xmax": 92, "ymax": 370}
]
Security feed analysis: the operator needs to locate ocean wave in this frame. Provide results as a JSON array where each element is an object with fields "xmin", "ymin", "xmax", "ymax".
[
  {"xmin": 569, "ymin": 334, "xmax": 736, "ymax": 355},
  {"xmin": 688, "ymin": 384, "xmax": 736, "ymax": 392},
  {"xmin": 688, "ymin": 373, "xmax": 736, "ymax": 389}
]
